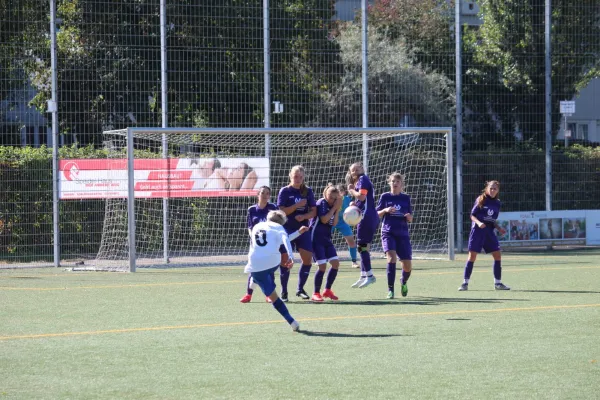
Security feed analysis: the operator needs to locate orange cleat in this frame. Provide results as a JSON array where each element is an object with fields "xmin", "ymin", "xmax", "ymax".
[
  {"xmin": 239, "ymin": 294, "xmax": 252, "ymax": 303},
  {"xmin": 322, "ymin": 289, "xmax": 339, "ymax": 301},
  {"xmin": 311, "ymin": 292, "xmax": 324, "ymax": 302}
]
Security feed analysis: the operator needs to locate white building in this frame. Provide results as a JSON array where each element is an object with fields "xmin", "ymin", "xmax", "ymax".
[{"xmin": 557, "ymin": 78, "xmax": 600, "ymax": 143}]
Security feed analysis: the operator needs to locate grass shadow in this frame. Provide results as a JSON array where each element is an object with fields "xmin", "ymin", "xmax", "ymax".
[
  {"xmin": 298, "ymin": 330, "xmax": 410, "ymax": 338},
  {"xmin": 291, "ymin": 296, "xmax": 530, "ymax": 306},
  {"xmin": 517, "ymin": 289, "xmax": 600, "ymax": 294}
]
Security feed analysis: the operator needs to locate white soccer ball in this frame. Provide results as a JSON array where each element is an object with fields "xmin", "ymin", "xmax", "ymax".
[{"xmin": 343, "ymin": 205, "xmax": 362, "ymax": 226}]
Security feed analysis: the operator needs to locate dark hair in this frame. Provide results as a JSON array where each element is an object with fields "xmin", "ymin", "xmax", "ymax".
[
  {"xmin": 257, "ymin": 185, "xmax": 271, "ymax": 195},
  {"xmin": 190, "ymin": 158, "xmax": 221, "ymax": 171},
  {"xmin": 239, "ymin": 162, "xmax": 253, "ymax": 180}
]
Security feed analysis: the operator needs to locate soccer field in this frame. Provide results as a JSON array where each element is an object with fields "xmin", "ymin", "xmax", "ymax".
[{"xmin": 1, "ymin": 249, "xmax": 599, "ymax": 399}]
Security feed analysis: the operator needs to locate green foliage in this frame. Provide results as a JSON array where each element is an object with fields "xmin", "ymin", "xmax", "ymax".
[
  {"xmin": 315, "ymin": 24, "xmax": 455, "ymax": 127},
  {"xmin": 16, "ymin": 0, "xmax": 339, "ymax": 144},
  {"xmin": 366, "ymin": 0, "xmax": 455, "ymax": 77},
  {"xmin": 562, "ymin": 143, "xmax": 600, "ymax": 161},
  {"xmin": 463, "ymin": 0, "xmax": 600, "ymax": 145},
  {"xmin": 0, "ymin": 1, "xmax": 47, "ymax": 96}
]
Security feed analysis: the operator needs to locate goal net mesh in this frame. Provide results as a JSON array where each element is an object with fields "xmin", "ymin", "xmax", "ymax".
[{"xmin": 93, "ymin": 129, "xmax": 450, "ymax": 271}]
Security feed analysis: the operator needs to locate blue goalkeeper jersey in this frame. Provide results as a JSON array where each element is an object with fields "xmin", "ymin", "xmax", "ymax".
[{"xmin": 334, "ymin": 195, "xmax": 352, "ymax": 228}]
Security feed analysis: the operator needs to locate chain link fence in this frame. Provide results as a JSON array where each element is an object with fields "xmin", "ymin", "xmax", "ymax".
[{"xmin": 1, "ymin": 0, "xmax": 599, "ymax": 265}]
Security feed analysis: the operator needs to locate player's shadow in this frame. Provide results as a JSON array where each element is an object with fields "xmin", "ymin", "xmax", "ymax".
[
  {"xmin": 517, "ymin": 289, "xmax": 600, "ymax": 294},
  {"xmin": 300, "ymin": 296, "xmax": 530, "ymax": 306},
  {"xmin": 7, "ymin": 276, "xmax": 40, "ymax": 279},
  {"xmin": 298, "ymin": 330, "xmax": 410, "ymax": 338}
]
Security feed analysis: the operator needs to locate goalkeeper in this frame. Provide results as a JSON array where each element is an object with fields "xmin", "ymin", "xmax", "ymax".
[{"xmin": 333, "ymin": 184, "xmax": 359, "ymax": 268}]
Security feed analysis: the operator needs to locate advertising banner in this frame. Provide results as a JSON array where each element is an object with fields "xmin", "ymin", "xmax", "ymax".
[
  {"xmin": 496, "ymin": 210, "xmax": 600, "ymax": 247},
  {"xmin": 59, "ymin": 157, "xmax": 269, "ymax": 199}
]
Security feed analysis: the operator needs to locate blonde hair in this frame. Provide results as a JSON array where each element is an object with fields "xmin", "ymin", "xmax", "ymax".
[
  {"xmin": 346, "ymin": 162, "xmax": 364, "ymax": 185},
  {"xmin": 267, "ymin": 210, "xmax": 288, "ymax": 226},
  {"xmin": 476, "ymin": 180, "xmax": 500, "ymax": 208},
  {"xmin": 322, "ymin": 182, "xmax": 339, "ymax": 198},
  {"xmin": 388, "ymin": 172, "xmax": 404, "ymax": 184},
  {"xmin": 289, "ymin": 165, "xmax": 308, "ymax": 197}
]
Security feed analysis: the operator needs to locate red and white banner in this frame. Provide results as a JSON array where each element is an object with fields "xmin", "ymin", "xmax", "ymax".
[{"xmin": 59, "ymin": 157, "xmax": 270, "ymax": 199}]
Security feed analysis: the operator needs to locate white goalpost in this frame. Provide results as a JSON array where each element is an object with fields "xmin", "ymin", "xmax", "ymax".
[{"xmin": 92, "ymin": 127, "xmax": 454, "ymax": 272}]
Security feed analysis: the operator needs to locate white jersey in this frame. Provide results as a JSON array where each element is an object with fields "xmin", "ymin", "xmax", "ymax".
[{"xmin": 245, "ymin": 221, "xmax": 294, "ymax": 273}]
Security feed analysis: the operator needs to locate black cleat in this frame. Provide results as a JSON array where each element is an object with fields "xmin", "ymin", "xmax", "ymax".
[
  {"xmin": 296, "ymin": 289, "xmax": 310, "ymax": 300},
  {"xmin": 281, "ymin": 292, "xmax": 289, "ymax": 302}
]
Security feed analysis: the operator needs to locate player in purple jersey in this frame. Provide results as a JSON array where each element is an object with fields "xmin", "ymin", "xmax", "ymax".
[
  {"xmin": 376, "ymin": 173, "xmax": 413, "ymax": 299},
  {"xmin": 346, "ymin": 162, "xmax": 380, "ymax": 289},
  {"xmin": 459, "ymin": 180, "xmax": 510, "ymax": 291},
  {"xmin": 310, "ymin": 184, "xmax": 344, "ymax": 302},
  {"xmin": 240, "ymin": 186, "xmax": 308, "ymax": 303},
  {"xmin": 277, "ymin": 165, "xmax": 317, "ymax": 300}
]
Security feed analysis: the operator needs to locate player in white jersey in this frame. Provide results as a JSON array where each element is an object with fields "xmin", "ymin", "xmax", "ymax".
[{"xmin": 245, "ymin": 210, "xmax": 301, "ymax": 331}]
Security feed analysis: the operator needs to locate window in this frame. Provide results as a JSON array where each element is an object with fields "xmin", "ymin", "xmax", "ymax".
[{"xmin": 576, "ymin": 124, "xmax": 588, "ymax": 141}]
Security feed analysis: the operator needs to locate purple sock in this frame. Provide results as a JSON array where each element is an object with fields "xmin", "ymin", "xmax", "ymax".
[
  {"xmin": 387, "ymin": 263, "xmax": 396, "ymax": 290},
  {"xmin": 493, "ymin": 260, "xmax": 501, "ymax": 280},
  {"xmin": 401, "ymin": 269, "xmax": 411, "ymax": 285},
  {"xmin": 314, "ymin": 269, "xmax": 325, "ymax": 293},
  {"xmin": 279, "ymin": 266, "xmax": 290, "ymax": 293},
  {"xmin": 360, "ymin": 250, "xmax": 372, "ymax": 273},
  {"xmin": 464, "ymin": 261, "xmax": 474, "ymax": 280},
  {"xmin": 246, "ymin": 274, "xmax": 254, "ymax": 295},
  {"xmin": 272, "ymin": 298, "xmax": 294, "ymax": 324},
  {"xmin": 297, "ymin": 264, "xmax": 312, "ymax": 291},
  {"xmin": 325, "ymin": 268, "xmax": 338, "ymax": 289}
]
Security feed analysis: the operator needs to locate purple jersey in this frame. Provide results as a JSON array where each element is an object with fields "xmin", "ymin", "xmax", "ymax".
[
  {"xmin": 376, "ymin": 192, "xmax": 412, "ymax": 237},
  {"xmin": 354, "ymin": 175, "xmax": 377, "ymax": 216},
  {"xmin": 311, "ymin": 198, "xmax": 336, "ymax": 243},
  {"xmin": 470, "ymin": 196, "xmax": 501, "ymax": 228},
  {"xmin": 277, "ymin": 185, "xmax": 316, "ymax": 234},
  {"xmin": 247, "ymin": 202, "xmax": 279, "ymax": 230}
]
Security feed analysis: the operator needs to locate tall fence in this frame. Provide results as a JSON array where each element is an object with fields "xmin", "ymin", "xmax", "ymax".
[{"xmin": 1, "ymin": 0, "xmax": 599, "ymax": 265}]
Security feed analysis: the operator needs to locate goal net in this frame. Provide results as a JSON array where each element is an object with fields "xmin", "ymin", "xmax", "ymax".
[{"xmin": 93, "ymin": 128, "xmax": 453, "ymax": 271}]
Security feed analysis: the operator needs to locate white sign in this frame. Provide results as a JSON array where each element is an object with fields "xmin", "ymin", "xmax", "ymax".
[
  {"xmin": 560, "ymin": 101, "xmax": 575, "ymax": 114},
  {"xmin": 496, "ymin": 210, "xmax": 600, "ymax": 247}
]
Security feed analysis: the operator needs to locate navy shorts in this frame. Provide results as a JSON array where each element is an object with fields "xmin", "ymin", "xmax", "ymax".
[{"xmin": 251, "ymin": 265, "xmax": 279, "ymax": 296}]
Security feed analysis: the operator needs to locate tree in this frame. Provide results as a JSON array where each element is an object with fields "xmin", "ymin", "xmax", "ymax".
[
  {"xmin": 21, "ymin": 0, "xmax": 340, "ymax": 145},
  {"xmin": 0, "ymin": 0, "xmax": 47, "ymax": 127},
  {"xmin": 313, "ymin": 24, "xmax": 454, "ymax": 127},
  {"xmin": 366, "ymin": 0, "xmax": 455, "ymax": 78},
  {"xmin": 463, "ymin": 0, "xmax": 600, "ymax": 146}
]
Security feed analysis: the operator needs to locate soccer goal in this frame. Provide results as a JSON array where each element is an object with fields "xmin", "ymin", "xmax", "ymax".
[{"xmin": 92, "ymin": 127, "xmax": 453, "ymax": 271}]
